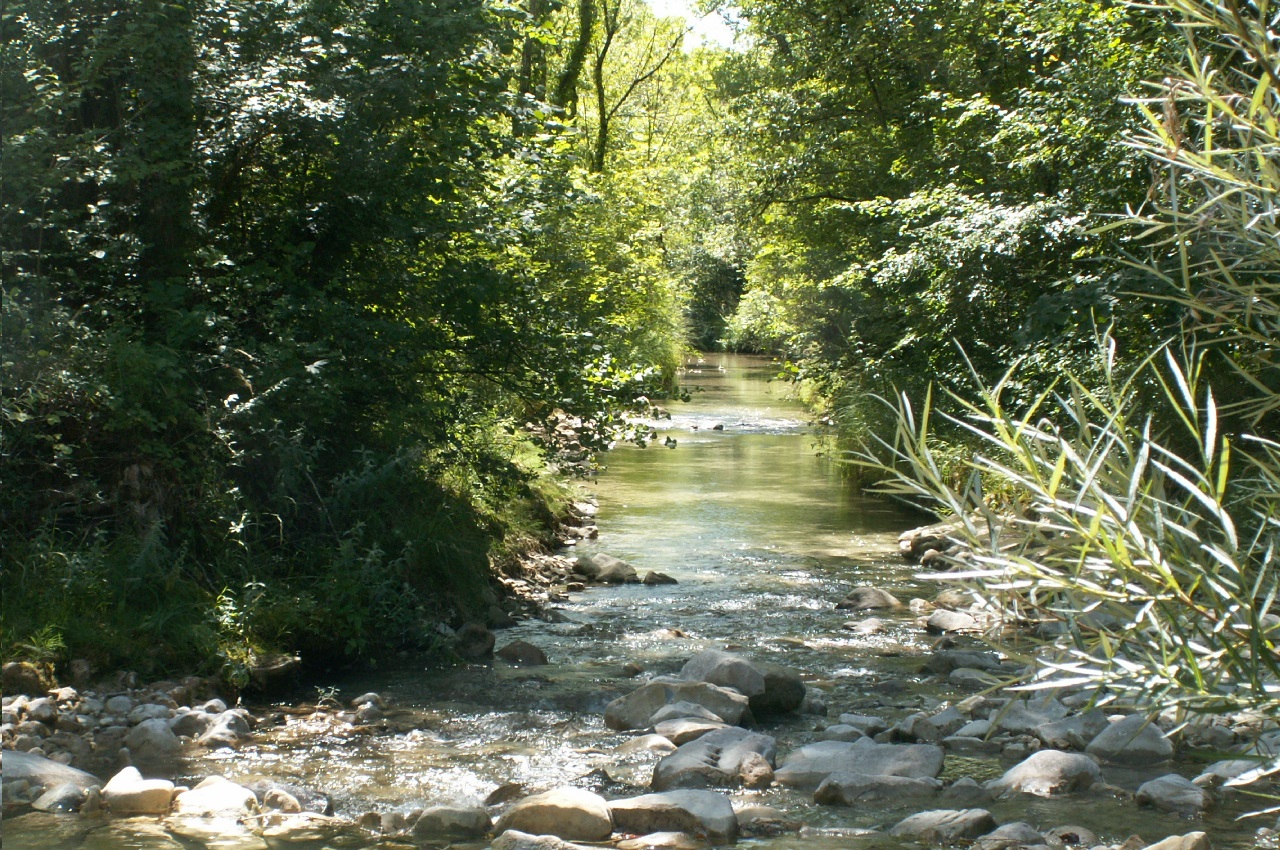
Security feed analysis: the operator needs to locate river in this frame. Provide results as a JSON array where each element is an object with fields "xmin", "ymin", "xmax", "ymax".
[{"xmin": 8, "ymin": 353, "xmax": 1266, "ymax": 848}]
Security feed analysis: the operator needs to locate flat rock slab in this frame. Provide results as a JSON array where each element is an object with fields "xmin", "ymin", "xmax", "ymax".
[
  {"xmin": 606, "ymin": 681, "xmax": 750, "ymax": 731},
  {"xmin": 494, "ymin": 787, "xmax": 613, "ymax": 842},
  {"xmin": 653, "ymin": 726, "xmax": 777, "ymax": 790},
  {"xmin": 1086, "ymin": 714, "xmax": 1173, "ymax": 765},
  {"xmin": 609, "ymin": 789, "xmax": 738, "ymax": 843},
  {"xmin": 814, "ymin": 772, "xmax": 942, "ymax": 805},
  {"xmin": 889, "ymin": 808, "xmax": 997, "ymax": 842},
  {"xmin": 650, "ymin": 702, "xmax": 726, "ymax": 725},
  {"xmin": 985, "ymin": 750, "xmax": 1103, "ymax": 798},
  {"xmin": 776, "ymin": 737, "xmax": 945, "ymax": 789}
]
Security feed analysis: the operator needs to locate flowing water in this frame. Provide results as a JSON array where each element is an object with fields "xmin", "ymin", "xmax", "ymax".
[{"xmin": 9, "ymin": 354, "xmax": 1270, "ymax": 848}]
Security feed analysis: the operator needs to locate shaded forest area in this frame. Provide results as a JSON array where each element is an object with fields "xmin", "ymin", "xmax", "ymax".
[{"xmin": 6, "ymin": 0, "xmax": 1280, "ymax": 709}]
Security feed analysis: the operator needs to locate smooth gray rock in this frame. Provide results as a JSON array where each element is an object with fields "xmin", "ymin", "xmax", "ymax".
[
  {"xmin": 169, "ymin": 709, "xmax": 213, "ymax": 738},
  {"xmin": 974, "ymin": 822, "xmax": 1046, "ymax": 850},
  {"xmin": 924, "ymin": 650, "xmax": 1001, "ymax": 674},
  {"xmin": 197, "ymin": 710, "xmax": 252, "ymax": 748},
  {"xmin": 653, "ymin": 718, "xmax": 728, "ymax": 746},
  {"xmin": 819, "ymin": 724, "xmax": 864, "ymax": 742},
  {"xmin": 653, "ymin": 726, "xmax": 776, "ymax": 790},
  {"xmin": 649, "ymin": 702, "xmax": 725, "ymax": 725},
  {"xmin": 605, "ymin": 681, "xmax": 749, "ymax": 731},
  {"xmin": 750, "ymin": 662, "xmax": 806, "ymax": 715},
  {"xmin": 1136, "ymin": 774, "xmax": 1211, "ymax": 816},
  {"xmin": 838, "ymin": 714, "xmax": 889, "ymax": 735},
  {"xmin": 1086, "ymin": 714, "xmax": 1174, "ymax": 765},
  {"xmin": 125, "ymin": 718, "xmax": 182, "ymax": 767},
  {"xmin": 814, "ymin": 772, "xmax": 942, "ymax": 805},
  {"xmin": 1036, "ymin": 710, "xmax": 1108, "ymax": 750},
  {"xmin": 413, "ymin": 805, "xmax": 492, "ymax": 839},
  {"xmin": 609, "ymin": 790, "xmax": 738, "ymax": 843},
  {"xmin": 680, "ymin": 650, "xmax": 765, "ymax": 697},
  {"xmin": 32, "ymin": 782, "xmax": 91, "ymax": 813},
  {"xmin": 926, "ymin": 609, "xmax": 980, "ymax": 633},
  {"xmin": 836, "ymin": 587, "xmax": 902, "ymax": 610},
  {"xmin": 889, "ymin": 808, "xmax": 997, "ymax": 842},
  {"xmin": 3, "ymin": 750, "xmax": 101, "ymax": 795},
  {"xmin": 775, "ymin": 737, "xmax": 945, "ymax": 789},
  {"xmin": 491, "ymin": 829, "xmax": 596, "ymax": 850},
  {"xmin": 494, "ymin": 787, "xmax": 613, "ymax": 842},
  {"xmin": 985, "ymin": 750, "xmax": 1103, "ymax": 797}
]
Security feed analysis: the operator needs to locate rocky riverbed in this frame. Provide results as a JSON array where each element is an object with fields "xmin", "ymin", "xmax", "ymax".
[{"xmin": 5, "ymin": 519, "xmax": 1280, "ymax": 850}]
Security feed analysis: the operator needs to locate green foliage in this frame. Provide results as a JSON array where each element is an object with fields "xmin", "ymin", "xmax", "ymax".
[{"xmin": 2, "ymin": 0, "xmax": 692, "ymax": 679}]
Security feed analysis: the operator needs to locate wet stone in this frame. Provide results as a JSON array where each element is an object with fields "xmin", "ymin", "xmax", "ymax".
[
  {"xmin": 1136, "ymin": 774, "xmax": 1212, "ymax": 816},
  {"xmin": 1086, "ymin": 714, "xmax": 1174, "ymax": 765},
  {"xmin": 889, "ymin": 808, "xmax": 998, "ymax": 842},
  {"xmin": 986, "ymin": 749, "xmax": 1103, "ymax": 798}
]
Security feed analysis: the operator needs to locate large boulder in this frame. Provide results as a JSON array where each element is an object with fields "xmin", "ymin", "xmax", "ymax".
[
  {"xmin": 775, "ymin": 737, "xmax": 945, "ymax": 789},
  {"xmin": 494, "ymin": 787, "xmax": 613, "ymax": 842},
  {"xmin": 985, "ymin": 750, "xmax": 1103, "ymax": 798},
  {"xmin": 889, "ymin": 809, "xmax": 998, "ymax": 842},
  {"xmin": 102, "ymin": 766, "xmax": 175, "ymax": 815},
  {"xmin": 814, "ymin": 772, "xmax": 942, "ymax": 805},
  {"xmin": 497, "ymin": 641, "xmax": 549, "ymax": 666},
  {"xmin": 652, "ymin": 727, "xmax": 776, "ymax": 791},
  {"xmin": 609, "ymin": 790, "xmax": 738, "ymax": 843},
  {"xmin": 197, "ymin": 710, "xmax": 252, "ymax": 749},
  {"xmin": 3, "ymin": 661, "xmax": 53, "ymax": 697},
  {"xmin": 605, "ymin": 680, "xmax": 749, "ymax": 731},
  {"xmin": 1086, "ymin": 714, "xmax": 1173, "ymax": 765}
]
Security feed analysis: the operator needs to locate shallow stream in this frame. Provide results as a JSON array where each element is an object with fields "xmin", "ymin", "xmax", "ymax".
[{"xmin": 9, "ymin": 354, "xmax": 1269, "ymax": 848}]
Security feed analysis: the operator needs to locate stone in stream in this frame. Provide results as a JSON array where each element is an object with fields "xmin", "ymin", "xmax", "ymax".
[
  {"xmin": 750, "ymin": 662, "xmax": 806, "ymax": 715},
  {"xmin": 926, "ymin": 609, "xmax": 980, "ymax": 634},
  {"xmin": 575, "ymin": 553, "xmax": 640, "ymax": 584},
  {"xmin": 455, "ymin": 622, "xmax": 497, "ymax": 659},
  {"xmin": 1043, "ymin": 825, "xmax": 1100, "ymax": 847},
  {"xmin": 197, "ymin": 709, "xmax": 252, "ymax": 749},
  {"xmin": 835, "ymin": 586, "xmax": 902, "ymax": 611},
  {"xmin": 4, "ymin": 750, "xmax": 101, "ymax": 797},
  {"xmin": 735, "ymin": 804, "xmax": 802, "ymax": 837},
  {"xmin": 1036, "ymin": 709, "xmax": 1109, "ymax": 750},
  {"xmin": 814, "ymin": 772, "xmax": 943, "ymax": 805},
  {"xmin": 924, "ymin": 649, "xmax": 1001, "ymax": 674},
  {"xmin": 774, "ymin": 737, "xmax": 945, "ymax": 789},
  {"xmin": 494, "ymin": 787, "xmax": 614, "ymax": 842},
  {"xmin": 679, "ymin": 649, "xmax": 765, "ymax": 697},
  {"xmin": 984, "ymin": 750, "xmax": 1103, "ymax": 798},
  {"xmin": 843, "ymin": 617, "xmax": 887, "ymax": 634},
  {"xmin": 974, "ymin": 822, "xmax": 1047, "ymax": 850},
  {"xmin": 102, "ymin": 766, "xmax": 175, "ymax": 815},
  {"xmin": 412, "ymin": 804, "xmax": 492, "ymax": 839},
  {"xmin": 888, "ymin": 808, "xmax": 998, "ymax": 842},
  {"xmin": 605, "ymin": 680, "xmax": 749, "ymax": 731},
  {"xmin": 125, "ymin": 717, "xmax": 182, "ymax": 768},
  {"xmin": 642, "ymin": 571, "xmax": 679, "ymax": 586},
  {"xmin": 31, "ymin": 782, "xmax": 92, "ymax": 813},
  {"xmin": 654, "ymin": 718, "xmax": 728, "ymax": 746},
  {"xmin": 819, "ymin": 724, "xmax": 864, "ymax": 743},
  {"xmin": 609, "ymin": 789, "xmax": 739, "ymax": 843},
  {"xmin": 652, "ymin": 726, "xmax": 777, "ymax": 790},
  {"xmin": 1136, "ymin": 774, "xmax": 1212, "ymax": 816},
  {"xmin": 497, "ymin": 640, "xmax": 549, "ymax": 666},
  {"xmin": 650, "ymin": 701, "xmax": 725, "ymax": 725},
  {"xmin": 1086, "ymin": 713, "xmax": 1174, "ymax": 765},
  {"xmin": 171, "ymin": 775, "xmax": 258, "ymax": 816},
  {"xmin": 1142, "ymin": 833, "xmax": 1212, "ymax": 850}
]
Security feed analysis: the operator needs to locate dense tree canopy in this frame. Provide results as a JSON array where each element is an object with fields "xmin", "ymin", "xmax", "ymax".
[{"xmin": 5, "ymin": 0, "xmax": 1275, "ymax": 698}]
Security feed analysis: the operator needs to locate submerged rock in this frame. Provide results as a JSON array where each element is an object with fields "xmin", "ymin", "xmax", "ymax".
[{"xmin": 836, "ymin": 587, "xmax": 902, "ymax": 610}]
